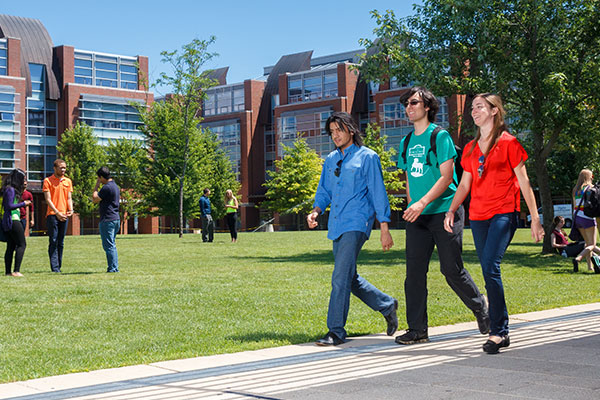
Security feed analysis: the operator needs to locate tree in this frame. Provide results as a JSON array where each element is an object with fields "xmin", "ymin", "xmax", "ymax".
[
  {"xmin": 137, "ymin": 37, "xmax": 219, "ymax": 237},
  {"xmin": 363, "ymin": 123, "xmax": 405, "ymax": 211},
  {"xmin": 105, "ymin": 139, "xmax": 148, "ymax": 231},
  {"xmin": 358, "ymin": 2, "xmax": 600, "ymax": 252},
  {"xmin": 57, "ymin": 122, "xmax": 105, "ymax": 218},
  {"xmin": 262, "ymin": 136, "xmax": 323, "ymax": 229},
  {"xmin": 199, "ymin": 129, "xmax": 240, "ymax": 220}
]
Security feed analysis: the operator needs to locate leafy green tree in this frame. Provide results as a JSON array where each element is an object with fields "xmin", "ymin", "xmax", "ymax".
[
  {"xmin": 105, "ymin": 139, "xmax": 148, "ymax": 230},
  {"xmin": 363, "ymin": 123, "xmax": 405, "ymax": 211},
  {"xmin": 137, "ymin": 37, "xmax": 219, "ymax": 237},
  {"xmin": 358, "ymin": 2, "xmax": 600, "ymax": 252},
  {"xmin": 57, "ymin": 122, "xmax": 105, "ymax": 218},
  {"xmin": 200, "ymin": 130, "xmax": 240, "ymax": 220},
  {"xmin": 262, "ymin": 137, "xmax": 323, "ymax": 229}
]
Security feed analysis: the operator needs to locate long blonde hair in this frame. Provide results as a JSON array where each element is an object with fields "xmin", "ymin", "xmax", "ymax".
[
  {"xmin": 468, "ymin": 93, "xmax": 508, "ymax": 156},
  {"xmin": 573, "ymin": 169, "xmax": 593, "ymax": 196},
  {"xmin": 224, "ymin": 189, "xmax": 235, "ymax": 202}
]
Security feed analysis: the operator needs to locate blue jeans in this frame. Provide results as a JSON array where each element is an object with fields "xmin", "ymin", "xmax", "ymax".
[
  {"xmin": 47, "ymin": 215, "xmax": 68, "ymax": 272},
  {"xmin": 327, "ymin": 231, "xmax": 396, "ymax": 340},
  {"xmin": 100, "ymin": 220, "xmax": 120, "ymax": 272},
  {"xmin": 470, "ymin": 212, "xmax": 518, "ymax": 337}
]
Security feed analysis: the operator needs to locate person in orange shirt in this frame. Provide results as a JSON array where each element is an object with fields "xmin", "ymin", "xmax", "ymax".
[{"xmin": 43, "ymin": 159, "xmax": 73, "ymax": 273}]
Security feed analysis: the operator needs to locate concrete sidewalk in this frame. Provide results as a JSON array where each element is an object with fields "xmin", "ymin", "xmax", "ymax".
[{"xmin": 2, "ymin": 303, "xmax": 600, "ymax": 400}]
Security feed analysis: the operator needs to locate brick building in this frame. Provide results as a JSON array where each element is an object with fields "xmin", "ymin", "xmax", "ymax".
[
  {"xmin": 0, "ymin": 14, "xmax": 157, "ymax": 235},
  {"xmin": 201, "ymin": 49, "xmax": 467, "ymax": 230}
]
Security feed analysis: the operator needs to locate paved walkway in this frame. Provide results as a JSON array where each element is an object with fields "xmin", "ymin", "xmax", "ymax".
[{"xmin": 2, "ymin": 303, "xmax": 600, "ymax": 400}]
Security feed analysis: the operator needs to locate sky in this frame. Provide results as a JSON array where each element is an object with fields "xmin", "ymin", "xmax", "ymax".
[{"xmin": 2, "ymin": 1, "xmax": 420, "ymax": 95}]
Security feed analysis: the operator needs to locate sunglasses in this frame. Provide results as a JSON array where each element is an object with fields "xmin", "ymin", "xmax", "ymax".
[
  {"xmin": 334, "ymin": 159, "xmax": 342, "ymax": 177},
  {"xmin": 477, "ymin": 155, "xmax": 485, "ymax": 177},
  {"xmin": 403, "ymin": 100, "xmax": 423, "ymax": 107}
]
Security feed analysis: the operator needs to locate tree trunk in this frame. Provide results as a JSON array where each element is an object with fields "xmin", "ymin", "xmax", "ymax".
[
  {"xmin": 533, "ymin": 143, "xmax": 555, "ymax": 253},
  {"xmin": 178, "ymin": 175, "xmax": 184, "ymax": 238}
]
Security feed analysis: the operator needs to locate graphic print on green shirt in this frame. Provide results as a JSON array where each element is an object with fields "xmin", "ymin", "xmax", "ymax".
[{"xmin": 397, "ymin": 124, "xmax": 458, "ymax": 215}]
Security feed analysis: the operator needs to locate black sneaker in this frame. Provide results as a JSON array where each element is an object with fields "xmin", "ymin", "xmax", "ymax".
[
  {"xmin": 474, "ymin": 296, "xmax": 491, "ymax": 335},
  {"xmin": 395, "ymin": 329, "xmax": 429, "ymax": 345},
  {"xmin": 384, "ymin": 299, "xmax": 399, "ymax": 336}
]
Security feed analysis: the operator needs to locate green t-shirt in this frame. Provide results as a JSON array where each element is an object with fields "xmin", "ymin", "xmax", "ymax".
[{"xmin": 397, "ymin": 123, "xmax": 458, "ymax": 215}]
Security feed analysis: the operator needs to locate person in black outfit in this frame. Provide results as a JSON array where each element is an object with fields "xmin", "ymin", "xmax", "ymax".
[{"xmin": 2, "ymin": 169, "xmax": 31, "ymax": 277}]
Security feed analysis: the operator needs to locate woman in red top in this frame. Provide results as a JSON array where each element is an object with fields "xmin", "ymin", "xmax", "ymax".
[{"xmin": 444, "ymin": 93, "xmax": 544, "ymax": 354}]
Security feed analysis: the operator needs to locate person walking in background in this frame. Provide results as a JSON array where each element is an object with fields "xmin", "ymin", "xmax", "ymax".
[
  {"xmin": 572, "ymin": 169, "xmax": 600, "ymax": 273},
  {"xmin": 92, "ymin": 167, "xmax": 120, "ymax": 273},
  {"xmin": 2, "ymin": 169, "xmax": 31, "ymax": 277},
  {"xmin": 395, "ymin": 86, "xmax": 489, "ymax": 346},
  {"xmin": 224, "ymin": 189, "xmax": 238, "ymax": 242},
  {"xmin": 444, "ymin": 93, "xmax": 544, "ymax": 354},
  {"xmin": 199, "ymin": 188, "xmax": 214, "ymax": 243},
  {"xmin": 43, "ymin": 159, "xmax": 73, "ymax": 273},
  {"xmin": 307, "ymin": 112, "xmax": 398, "ymax": 346},
  {"xmin": 20, "ymin": 179, "xmax": 34, "ymax": 234}
]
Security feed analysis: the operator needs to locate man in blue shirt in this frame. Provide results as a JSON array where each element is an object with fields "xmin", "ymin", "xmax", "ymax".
[
  {"xmin": 92, "ymin": 167, "xmax": 120, "ymax": 273},
  {"xmin": 307, "ymin": 112, "xmax": 398, "ymax": 346},
  {"xmin": 199, "ymin": 188, "xmax": 214, "ymax": 242}
]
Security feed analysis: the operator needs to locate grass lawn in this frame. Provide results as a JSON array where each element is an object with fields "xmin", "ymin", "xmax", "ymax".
[{"xmin": 0, "ymin": 228, "xmax": 598, "ymax": 383}]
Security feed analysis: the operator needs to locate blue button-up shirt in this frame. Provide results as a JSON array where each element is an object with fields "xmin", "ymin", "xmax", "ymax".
[
  {"xmin": 313, "ymin": 144, "xmax": 391, "ymax": 241},
  {"xmin": 199, "ymin": 195, "xmax": 211, "ymax": 216}
]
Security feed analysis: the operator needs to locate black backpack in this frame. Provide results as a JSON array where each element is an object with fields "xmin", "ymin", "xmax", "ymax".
[
  {"xmin": 400, "ymin": 126, "xmax": 462, "ymax": 182},
  {"xmin": 583, "ymin": 184, "xmax": 600, "ymax": 218}
]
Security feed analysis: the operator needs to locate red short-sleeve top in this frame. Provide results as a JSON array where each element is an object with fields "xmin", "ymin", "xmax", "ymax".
[{"xmin": 461, "ymin": 131, "xmax": 528, "ymax": 220}]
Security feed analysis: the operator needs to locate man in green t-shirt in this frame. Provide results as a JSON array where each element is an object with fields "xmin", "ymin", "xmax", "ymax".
[{"xmin": 395, "ymin": 87, "xmax": 489, "ymax": 345}]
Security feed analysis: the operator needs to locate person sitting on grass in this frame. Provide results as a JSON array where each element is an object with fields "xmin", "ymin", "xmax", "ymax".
[{"xmin": 550, "ymin": 216, "xmax": 585, "ymax": 266}]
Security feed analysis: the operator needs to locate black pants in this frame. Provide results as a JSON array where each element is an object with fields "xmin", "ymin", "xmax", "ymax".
[
  {"xmin": 226, "ymin": 212, "xmax": 237, "ymax": 240},
  {"xmin": 405, "ymin": 206, "xmax": 485, "ymax": 331},
  {"xmin": 5, "ymin": 221, "xmax": 26, "ymax": 274}
]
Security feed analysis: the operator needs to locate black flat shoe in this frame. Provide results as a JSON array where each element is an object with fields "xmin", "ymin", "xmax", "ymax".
[
  {"xmin": 483, "ymin": 335, "xmax": 510, "ymax": 354},
  {"xmin": 316, "ymin": 332, "xmax": 345, "ymax": 346}
]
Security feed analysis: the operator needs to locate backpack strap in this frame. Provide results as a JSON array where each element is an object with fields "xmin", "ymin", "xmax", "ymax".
[
  {"xmin": 400, "ymin": 130, "xmax": 414, "ymax": 166},
  {"xmin": 425, "ymin": 126, "xmax": 443, "ymax": 167}
]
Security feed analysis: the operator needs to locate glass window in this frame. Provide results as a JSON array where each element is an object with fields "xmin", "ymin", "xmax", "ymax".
[
  {"xmin": 96, "ymin": 70, "xmax": 118, "ymax": 80},
  {"xmin": 74, "ymin": 51, "xmax": 138, "ymax": 89},
  {"xmin": 74, "ymin": 67, "xmax": 92, "ymax": 77},
  {"xmin": 75, "ymin": 59, "xmax": 92, "ymax": 68},
  {"xmin": 29, "ymin": 64, "xmax": 44, "ymax": 82}
]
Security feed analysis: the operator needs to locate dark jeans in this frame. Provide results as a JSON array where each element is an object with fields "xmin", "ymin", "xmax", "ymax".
[
  {"xmin": 405, "ymin": 206, "xmax": 485, "ymax": 331},
  {"xmin": 47, "ymin": 215, "xmax": 68, "ymax": 272},
  {"xmin": 201, "ymin": 214, "xmax": 214, "ymax": 242},
  {"xmin": 470, "ymin": 212, "xmax": 518, "ymax": 337},
  {"xmin": 226, "ymin": 212, "xmax": 237, "ymax": 240},
  {"xmin": 328, "ymin": 231, "xmax": 396, "ymax": 340},
  {"xmin": 5, "ymin": 221, "xmax": 26, "ymax": 274}
]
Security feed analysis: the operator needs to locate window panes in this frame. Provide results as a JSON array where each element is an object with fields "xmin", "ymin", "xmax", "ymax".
[
  {"xmin": 202, "ymin": 84, "xmax": 245, "ymax": 116},
  {"xmin": 277, "ymin": 110, "xmax": 333, "ymax": 158},
  {"xmin": 26, "ymin": 65, "xmax": 58, "ymax": 181},
  {"xmin": 287, "ymin": 69, "xmax": 338, "ymax": 103},
  {"xmin": 203, "ymin": 123, "xmax": 241, "ymax": 179},
  {"xmin": 0, "ymin": 40, "xmax": 6, "ymax": 76},
  {"xmin": 74, "ymin": 51, "xmax": 138, "ymax": 89},
  {"xmin": 78, "ymin": 96, "xmax": 144, "ymax": 145}
]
